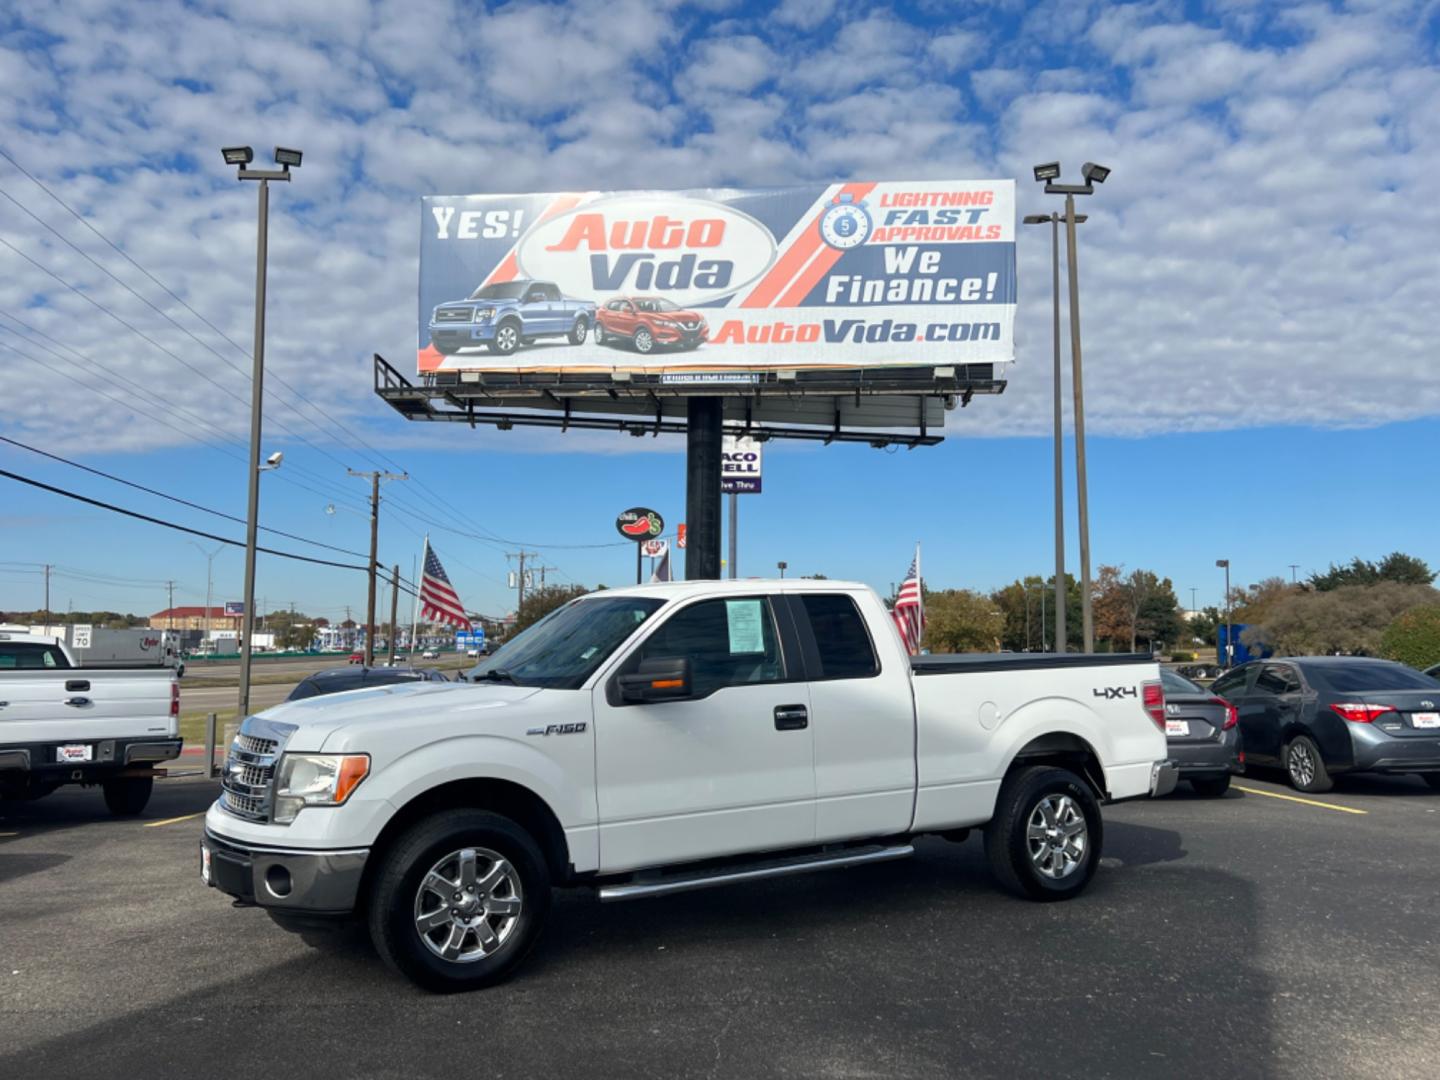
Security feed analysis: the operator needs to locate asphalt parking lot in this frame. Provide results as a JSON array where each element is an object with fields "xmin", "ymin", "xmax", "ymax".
[{"xmin": 3, "ymin": 772, "xmax": 1438, "ymax": 1079}]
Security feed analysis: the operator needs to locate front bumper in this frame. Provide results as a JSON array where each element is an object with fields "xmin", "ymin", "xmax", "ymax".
[
  {"xmin": 201, "ymin": 826, "xmax": 368, "ymax": 915},
  {"xmin": 429, "ymin": 322, "xmax": 495, "ymax": 346},
  {"xmin": 1149, "ymin": 759, "xmax": 1180, "ymax": 798}
]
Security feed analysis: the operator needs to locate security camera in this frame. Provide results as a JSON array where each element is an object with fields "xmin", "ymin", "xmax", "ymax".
[{"xmin": 265, "ymin": 451, "xmax": 284, "ymax": 467}]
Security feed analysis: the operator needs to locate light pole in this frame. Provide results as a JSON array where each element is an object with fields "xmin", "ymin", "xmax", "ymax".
[
  {"xmin": 1034, "ymin": 161, "xmax": 1110, "ymax": 652},
  {"xmin": 189, "ymin": 541, "xmax": 224, "ymax": 650},
  {"xmin": 1288, "ymin": 564, "xmax": 1299, "ymax": 584},
  {"xmin": 1023, "ymin": 211, "xmax": 1085, "ymax": 653},
  {"xmin": 1216, "ymin": 559, "xmax": 1232, "ymax": 667},
  {"xmin": 223, "ymin": 145, "xmax": 300, "ymax": 718},
  {"xmin": 777, "ymin": 561, "xmax": 787, "ymax": 579}
]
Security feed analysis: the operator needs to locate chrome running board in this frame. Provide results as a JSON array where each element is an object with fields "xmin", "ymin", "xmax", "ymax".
[{"xmin": 597, "ymin": 843, "xmax": 914, "ymax": 903}]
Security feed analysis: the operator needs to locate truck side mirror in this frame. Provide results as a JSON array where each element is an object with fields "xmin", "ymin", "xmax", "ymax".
[{"xmin": 617, "ymin": 657, "xmax": 692, "ymax": 704}]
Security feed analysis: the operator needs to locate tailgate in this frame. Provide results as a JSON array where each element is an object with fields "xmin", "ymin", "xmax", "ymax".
[
  {"xmin": 0, "ymin": 669, "xmax": 177, "ymax": 746},
  {"xmin": 1164, "ymin": 696, "xmax": 1229, "ymax": 744}
]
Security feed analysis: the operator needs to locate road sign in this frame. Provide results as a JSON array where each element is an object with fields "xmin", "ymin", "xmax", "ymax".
[
  {"xmin": 678, "ymin": 524, "xmax": 687, "ymax": 549},
  {"xmin": 71, "ymin": 624, "xmax": 93, "ymax": 650},
  {"xmin": 642, "ymin": 538, "xmax": 669, "ymax": 558}
]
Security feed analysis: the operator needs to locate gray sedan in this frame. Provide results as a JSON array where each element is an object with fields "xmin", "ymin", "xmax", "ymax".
[{"xmin": 1161, "ymin": 668, "xmax": 1244, "ymax": 796}]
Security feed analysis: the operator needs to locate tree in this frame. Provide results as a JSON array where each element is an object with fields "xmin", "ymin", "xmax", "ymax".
[
  {"xmin": 1091, "ymin": 566, "xmax": 1183, "ymax": 652},
  {"xmin": 1309, "ymin": 552, "xmax": 1436, "ymax": 591},
  {"xmin": 277, "ymin": 622, "xmax": 318, "ymax": 651},
  {"xmin": 1187, "ymin": 606, "xmax": 1222, "ymax": 647},
  {"xmin": 990, "ymin": 574, "xmax": 1080, "ymax": 652},
  {"xmin": 514, "ymin": 584, "xmax": 588, "ymax": 635},
  {"xmin": 925, "ymin": 589, "xmax": 1005, "ymax": 653},
  {"xmin": 1230, "ymin": 577, "xmax": 1299, "ymax": 625},
  {"xmin": 1379, "ymin": 606, "xmax": 1440, "ymax": 670},
  {"xmin": 1245, "ymin": 583, "xmax": 1440, "ymax": 656},
  {"xmin": 1091, "ymin": 565, "xmax": 1130, "ymax": 649}
]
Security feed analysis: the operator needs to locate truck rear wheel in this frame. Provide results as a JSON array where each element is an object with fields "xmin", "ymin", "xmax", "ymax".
[
  {"xmin": 984, "ymin": 765, "xmax": 1102, "ymax": 901},
  {"xmin": 367, "ymin": 809, "xmax": 550, "ymax": 992},
  {"xmin": 102, "ymin": 776, "xmax": 153, "ymax": 816}
]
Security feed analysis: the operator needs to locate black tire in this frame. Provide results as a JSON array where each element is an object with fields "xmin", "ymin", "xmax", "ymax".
[
  {"xmin": 593, "ymin": 322, "xmax": 607, "ymax": 345},
  {"xmin": 489, "ymin": 321, "xmax": 522, "ymax": 355},
  {"xmin": 1189, "ymin": 774, "xmax": 1231, "ymax": 798},
  {"xmin": 1421, "ymin": 774, "xmax": 1440, "ymax": 791},
  {"xmin": 633, "ymin": 326, "xmax": 654, "ymax": 354},
  {"xmin": 983, "ymin": 765, "xmax": 1102, "ymax": 901},
  {"xmin": 568, "ymin": 317, "xmax": 589, "ymax": 345},
  {"xmin": 1284, "ymin": 735, "xmax": 1333, "ymax": 793},
  {"xmin": 367, "ymin": 809, "xmax": 550, "ymax": 993},
  {"xmin": 102, "ymin": 776, "xmax": 153, "ymax": 816},
  {"xmin": 432, "ymin": 341, "xmax": 459, "ymax": 356}
]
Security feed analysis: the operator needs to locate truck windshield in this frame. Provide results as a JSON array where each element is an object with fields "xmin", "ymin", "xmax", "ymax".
[
  {"xmin": 468, "ymin": 282, "xmax": 530, "ymax": 301},
  {"xmin": 467, "ymin": 596, "xmax": 665, "ymax": 689}
]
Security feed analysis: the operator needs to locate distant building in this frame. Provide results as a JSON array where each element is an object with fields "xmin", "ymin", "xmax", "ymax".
[{"xmin": 149, "ymin": 606, "xmax": 243, "ymax": 633}]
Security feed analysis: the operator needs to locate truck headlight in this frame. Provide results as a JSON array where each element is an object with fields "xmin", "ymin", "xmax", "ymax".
[
  {"xmin": 273, "ymin": 754, "xmax": 369, "ymax": 824},
  {"xmin": 473, "ymin": 307, "xmax": 495, "ymax": 322}
]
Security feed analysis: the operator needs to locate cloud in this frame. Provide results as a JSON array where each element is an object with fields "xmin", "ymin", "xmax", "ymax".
[{"xmin": 0, "ymin": 0, "xmax": 1434, "ymax": 469}]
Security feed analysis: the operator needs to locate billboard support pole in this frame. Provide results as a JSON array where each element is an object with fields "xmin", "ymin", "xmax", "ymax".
[
  {"xmin": 635, "ymin": 543, "xmax": 642, "ymax": 586},
  {"xmin": 728, "ymin": 492, "xmax": 738, "ymax": 580},
  {"xmin": 685, "ymin": 398, "xmax": 723, "ymax": 580}
]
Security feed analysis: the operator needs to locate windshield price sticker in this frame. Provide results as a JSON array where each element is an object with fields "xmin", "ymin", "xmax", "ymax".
[{"xmin": 726, "ymin": 600, "xmax": 766, "ymax": 654}]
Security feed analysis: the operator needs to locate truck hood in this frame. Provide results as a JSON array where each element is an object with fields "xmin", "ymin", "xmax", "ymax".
[{"xmin": 253, "ymin": 680, "xmax": 542, "ymax": 752}]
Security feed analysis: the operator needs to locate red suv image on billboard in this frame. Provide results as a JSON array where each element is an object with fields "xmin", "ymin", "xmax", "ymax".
[{"xmin": 594, "ymin": 296, "xmax": 708, "ymax": 354}]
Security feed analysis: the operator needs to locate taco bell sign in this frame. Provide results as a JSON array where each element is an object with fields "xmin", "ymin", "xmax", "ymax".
[{"xmin": 722, "ymin": 435, "xmax": 762, "ymax": 495}]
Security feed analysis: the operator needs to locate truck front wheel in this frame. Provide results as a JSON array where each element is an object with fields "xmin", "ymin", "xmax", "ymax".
[
  {"xmin": 568, "ymin": 317, "xmax": 589, "ymax": 345},
  {"xmin": 489, "ymin": 321, "xmax": 521, "ymax": 355},
  {"xmin": 368, "ymin": 809, "xmax": 551, "ymax": 992},
  {"xmin": 102, "ymin": 775, "xmax": 153, "ymax": 816},
  {"xmin": 983, "ymin": 765, "xmax": 1102, "ymax": 901}
]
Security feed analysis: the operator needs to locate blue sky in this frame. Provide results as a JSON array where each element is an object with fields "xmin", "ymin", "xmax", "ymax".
[{"xmin": 2, "ymin": 0, "xmax": 1439, "ymax": 620}]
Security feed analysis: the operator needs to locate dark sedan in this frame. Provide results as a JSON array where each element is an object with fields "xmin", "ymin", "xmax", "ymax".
[
  {"xmin": 1161, "ymin": 668, "xmax": 1243, "ymax": 796},
  {"xmin": 286, "ymin": 665, "xmax": 448, "ymax": 702},
  {"xmin": 1210, "ymin": 657, "xmax": 1440, "ymax": 792}
]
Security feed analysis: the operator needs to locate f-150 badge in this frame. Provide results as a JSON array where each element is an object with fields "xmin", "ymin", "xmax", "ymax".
[{"xmin": 527, "ymin": 723, "xmax": 588, "ymax": 736}]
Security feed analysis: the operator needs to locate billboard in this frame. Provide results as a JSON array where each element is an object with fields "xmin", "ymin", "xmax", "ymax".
[
  {"xmin": 722, "ymin": 435, "xmax": 762, "ymax": 494},
  {"xmin": 418, "ymin": 181, "xmax": 1015, "ymax": 377},
  {"xmin": 224, "ymin": 601, "xmax": 245, "ymax": 616}
]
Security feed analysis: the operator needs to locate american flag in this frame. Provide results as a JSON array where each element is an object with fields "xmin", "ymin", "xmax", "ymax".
[
  {"xmin": 420, "ymin": 545, "xmax": 472, "ymax": 630},
  {"xmin": 892, "ymin": 546, "xmax": 924, "ymax": 655}
]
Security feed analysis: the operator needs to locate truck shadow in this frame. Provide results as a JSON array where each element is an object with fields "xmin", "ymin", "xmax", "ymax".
[
  {"xmin": 0, "ymin": 823, "xmax": 1278, "ymax": 1079},
  {"xmin": 0, "ymin": 777, "xmax": 218, "ymax": 838}
]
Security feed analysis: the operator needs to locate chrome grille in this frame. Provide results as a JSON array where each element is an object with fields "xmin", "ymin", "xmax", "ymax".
[
  {"xmin": 435, "ymin": 308, "xmax": 471, "ymax": 322},
  {"xmin": 220, "ymin": 723, "xmax": 284, "ymax": 822}
]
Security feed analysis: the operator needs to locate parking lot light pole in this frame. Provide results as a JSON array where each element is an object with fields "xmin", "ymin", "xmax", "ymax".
[
  {"xmin": 1216, "ymin": 559, "xmax": 1232, "ymax": 667},
  {"xmin": 1034, "ymin": 162, "xmax": 1109, "ymax": 652},
  {"xmin": 223, "ymin": 145, "xmax": 300, "ymax": 719},
  {"xmin": 1024, "ymin": 211, "xmax": 1085, "ymax": 654}
]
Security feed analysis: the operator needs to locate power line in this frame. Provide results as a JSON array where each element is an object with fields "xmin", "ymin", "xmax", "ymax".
[
  {"xmin": 0, "ymin": 433, "xmax": 371, "ymax": 559},
  {"xmin": 0, "ymin": 466, "xmax": 371, "ymax": 571}
]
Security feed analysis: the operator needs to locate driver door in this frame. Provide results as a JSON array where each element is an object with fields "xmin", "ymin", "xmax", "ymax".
[{"xmin": 591, "ymin": 595, "xmax": 814, "ymax": 873}]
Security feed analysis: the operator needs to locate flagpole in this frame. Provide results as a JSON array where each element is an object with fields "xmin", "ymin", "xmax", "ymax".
[
  {"xmin": 411, "ymin": 534, "xmax": 428, "ymax": 662},
  {"xmin": 914, "ymin": 541, "xmax": 923, "ymax": 652}
]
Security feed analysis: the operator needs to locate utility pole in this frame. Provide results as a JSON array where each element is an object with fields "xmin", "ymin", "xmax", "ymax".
[
  {"xmin": 507, "ymin": 551, "xmax": 538, "ymax": 615},
  {"xmin": 535, "ymin": 565, "xmax": 558, "ymax": 590},
  {"xmin": 1288, "ymin": 564, "xmax": 1299, "ymax": 584},
  {"xmin": 348, "ymin": 469, "xmax": 408, "ymax": 666},
  {"xmin": 727, "ymin": 492, "xmax": 739, "ymax": 580},
  {"xmin": 387, "ymin": 565, "xmax": 400, "ymax": 665},
  {"xmin": 43, "ymin": 563, "xmax": 51, "ymax": 628},
  {"xmin": 167, "ymin": 581, "xmax": 175, "ymax": 631}
]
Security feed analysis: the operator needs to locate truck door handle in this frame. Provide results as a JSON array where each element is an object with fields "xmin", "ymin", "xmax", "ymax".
[
  {"xmin": 774, "ymin": 705, "xmax": 808, "ymax": 731},
  {"xmin": 65, "ymin": 697, "xmax": 91, "ymax": 708},
  {"xmin": 66, "ymin": 680, "xmax": 91, "ymax": 692}
]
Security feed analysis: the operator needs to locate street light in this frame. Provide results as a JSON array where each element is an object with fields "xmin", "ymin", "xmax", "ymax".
[
  {"xmin": 223, "ymin": 142, "xmax": 300, "ymax": 720},
  {"xmin": 1216, "ymin": 559, "xmax": 1232, "ymax": 667},
  {"xmin": 777, "ymin": 561, "xmax": 787, "ymax": 579},
  {"xmin": 1034, "ymin": 160, "xmax": 1110, "ymax": 653},
  {"xmin": 1023, "ymin": 211, "xmax": 1086, "ymax": 654}
]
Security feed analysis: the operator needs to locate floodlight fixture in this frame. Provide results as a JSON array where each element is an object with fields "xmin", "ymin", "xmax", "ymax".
[
  {"xmin": 1215, "ymin": 558, "xmax": 1229, "ymax": 568},
  {"xmin": 1081, "ymin": 162, "xmax": 1111, "ymax": 184},
  {"xmin": 274, "ymin": 146, "xmax": 303, "ymax": 168},
  {"xmin": 1033, "ymin": 162, "xmax": 1061, "ymax": 182},
  {"xmin": 1022, "ymin": 213, "xmax": 1051, "ymax": 225},
  {"xmin": 222, "ymin": 146, "xmax": 254, "ymax": 166}
]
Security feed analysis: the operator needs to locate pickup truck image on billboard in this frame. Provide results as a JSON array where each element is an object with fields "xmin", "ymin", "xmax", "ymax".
[
  {"xmin": 594, "ymin": 296, "xmax": 708, "ymax": 353},
  {"xmin": 418, "ymin": 181, "xmax": 1015, "ymax": 376},
  {"xmin": 428, "ymin": 280, "xmax": 597, "ymax": 356}
]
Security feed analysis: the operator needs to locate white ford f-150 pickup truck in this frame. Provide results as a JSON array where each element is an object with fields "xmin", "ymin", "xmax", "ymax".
[
  {"xmin": 200, "ymin": 580, "xmax": 1176, "ymax": 991},
  {"xmin": 1, "ymin": 632, "xmax": 182, "ymax": 815}
]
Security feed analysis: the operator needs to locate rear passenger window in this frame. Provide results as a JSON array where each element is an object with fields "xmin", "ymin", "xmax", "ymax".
[{"xmin": 800, "ymin": 594, "xmax": 879, "ymax": 679}]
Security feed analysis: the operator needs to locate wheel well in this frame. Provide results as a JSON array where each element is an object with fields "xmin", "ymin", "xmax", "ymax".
[
  {"xmin": 359, "ymin": 779, "xmax": 571, "ymax": 908},
  {"xmin": 1008, "ymin": 734, "xmax": 1107, "ymax": 801}
]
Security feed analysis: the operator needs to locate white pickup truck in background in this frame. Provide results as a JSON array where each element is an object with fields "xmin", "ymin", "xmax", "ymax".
[
  {"xmin": 200, "ymin": 580, "xmax": 1176, "ymax": 991},
  {"xmin": 0, "ymin": 632, "xmax": 182, "ymax": 815}
]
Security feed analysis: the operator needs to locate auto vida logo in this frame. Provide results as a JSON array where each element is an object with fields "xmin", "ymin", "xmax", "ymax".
[{"xmin": 516, "ymin": 195, "xmax": 778, "ymax": 307}]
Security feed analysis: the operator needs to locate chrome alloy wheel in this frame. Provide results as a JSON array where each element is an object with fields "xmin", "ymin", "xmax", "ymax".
[
  {"xmin": 634, "ymin": 327, "xmax": 653, "ymax": 353},
  {"xmin": 495, "ymin": 324, "xmax": 519, "ymax": 353},
  {"xmin": 1288, "ymin": 741, "xmax": 1316, "ymax": 788},
  {"xmin": 413, "ymin": 847, "xmax": 523, "ymax": 963},
  {"xmin": 1026, "ymin": 794, "xmax": 1088, "ymax": 880}
]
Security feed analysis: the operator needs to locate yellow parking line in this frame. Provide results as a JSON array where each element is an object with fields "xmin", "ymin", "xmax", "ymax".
[
  {"xmin": 1235, "ymin": 785, "xmax": 1367, "ymax": 815},
  {"xmin": 143, "ymin": 812, "xmax": 206, "ymax": 828},
  {"xmin": 0, "ymin": 831, "xmax": 17, "ymax": 837}
]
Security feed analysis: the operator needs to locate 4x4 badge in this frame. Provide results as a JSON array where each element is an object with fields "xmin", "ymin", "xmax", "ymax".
[{"xmin": 1093, "ymin": 687, "xmax": 1138, "ymax": 700}]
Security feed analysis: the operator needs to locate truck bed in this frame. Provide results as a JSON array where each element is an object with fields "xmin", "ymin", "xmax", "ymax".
[{"xmin": 911, "ymin": 652, "xmax": 1155, "ymax": 675}]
